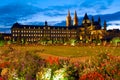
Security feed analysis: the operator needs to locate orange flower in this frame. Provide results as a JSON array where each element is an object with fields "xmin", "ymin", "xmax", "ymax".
[{"xmin": 46, "ymin": 56, "xmax": 59, "ymax": 65}]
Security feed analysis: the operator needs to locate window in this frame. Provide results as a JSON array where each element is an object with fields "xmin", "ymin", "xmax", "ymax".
[
  {"xmin": 48, "ymin": 27, "xmax": 50, "ymax": 29},
  {"xmin": 44, "ymin": 27, "xmax": 45, "ymax": 29}
]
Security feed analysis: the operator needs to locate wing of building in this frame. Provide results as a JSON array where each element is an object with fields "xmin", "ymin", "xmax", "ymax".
[{"xmin": 11, "ymin": 11, "xmax": 107, "ymax": 43}]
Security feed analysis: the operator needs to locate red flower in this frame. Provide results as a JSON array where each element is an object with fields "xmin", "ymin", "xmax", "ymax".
[
  {"xmin": 0, "ymin": 77, "xmax": 3, "ymax": 80},
  {"xmin": 0, "ymin": 62, "xmax": 10, "ymax": 68},
  {"xmin": 46, "ymin": 56, "xmax": 59, "ymax": 65},
  {"xmin": 80, "ymin": 72, "xmax": 104, "ymax": 80}
]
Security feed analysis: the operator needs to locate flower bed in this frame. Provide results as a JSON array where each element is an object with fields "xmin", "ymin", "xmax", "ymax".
[{"xmin": 0, "ymin": 49, "xmax": 120, "ymax": 80}]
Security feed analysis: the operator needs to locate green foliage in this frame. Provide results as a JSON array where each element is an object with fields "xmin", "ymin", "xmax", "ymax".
[
  {"xmin": 69, "ymin": 39, "xmax": 76, "ymax": 46},
  {"xmin": 111, "ymin": 37, "xmax": 120, "ymax": 46},
  {"xmin": 0, "ymin": 40, "xmax": 5, "ymax": 46},
  {"xmin": 7, "ymin": 40, "xmax": 12, "ymax": 45}
]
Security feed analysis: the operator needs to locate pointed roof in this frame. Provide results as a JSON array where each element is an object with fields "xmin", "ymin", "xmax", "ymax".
[
  {"xmin": 74, "ymin": 10, "xmax": 77, "ymax": 17},
  {"xmin": 68, "ymin": 10, "xmax": 70, "ymax": 16},
  {"xmin": 91, "ymin": 16, "xmax": 94, "ymax": 22},
  {"xmin": 104, "ymin": 20, "xmax": 106, "ymax": 25},
  {"xmin": 98, "ymin": 16, "xmax": 101, "ymax": 23},
  {"xmin": 83, "ymin": 13, "xmax": 89, "ymax": 20}
]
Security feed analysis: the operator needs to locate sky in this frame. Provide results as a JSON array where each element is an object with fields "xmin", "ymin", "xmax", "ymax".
[{"xmin": 0, "ymin": 0, "xmax": 120, "ymax": 32}]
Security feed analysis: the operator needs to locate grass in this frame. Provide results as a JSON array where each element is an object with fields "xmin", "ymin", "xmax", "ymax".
[{"xmin": 0, "ymin": 45, "xmax": 120, "ymax": 57}]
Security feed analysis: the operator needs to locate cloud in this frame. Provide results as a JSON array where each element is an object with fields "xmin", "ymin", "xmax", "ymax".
[
  {"xmin": 107, "ymin": 25, "xmax": 120, "ymax": 30},
  {"xmin": 79, "ymin": 0, "xmax": 114, "ymax": 14},
  {"xmin": 107, "ymin": 20, "xmax": 120, "ymax": 30},
  {"xmin": 0, "ymin": 3, "xmax": 41, "ymax": 27}
]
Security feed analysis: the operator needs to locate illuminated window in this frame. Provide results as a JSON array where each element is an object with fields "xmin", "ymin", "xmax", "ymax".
[
  {"xmin": 48, "ymin": 27, "xmax": 50, "ymax": 29},
  {"xmin": 44, "ymin": 27, "xmax": 45, "ymax": 29}
]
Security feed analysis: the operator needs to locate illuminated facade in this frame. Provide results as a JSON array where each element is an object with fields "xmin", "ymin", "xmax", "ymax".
[{"xmin": 11, "ymin": 11, "xmax": 107, "ymax": 43}]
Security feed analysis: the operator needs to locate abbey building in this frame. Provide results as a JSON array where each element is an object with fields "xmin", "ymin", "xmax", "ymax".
[{"xmin": 11, "ymin": 10, "xmax": 107, "ymax": 43}]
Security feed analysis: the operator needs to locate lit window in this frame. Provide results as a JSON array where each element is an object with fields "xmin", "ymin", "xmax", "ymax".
[
  {"xmin": 44, "ymin": 27, "xmax": 45, "ymax": 29},
  {"xmin": 48, "ymin": 27, "xmax": 50, "ymax": 29}
]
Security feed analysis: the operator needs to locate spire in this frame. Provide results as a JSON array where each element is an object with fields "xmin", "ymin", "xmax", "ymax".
[
  {"xmin": 98, "ymin": 16, "xmax": 101, "ymax": 24},
  {"xmin": 82, "ymin": 13, "xmax": 90, "ymax": 24},
  {"xmin": 68, "ymin": 10, "xmax": 70, "ymax": 16},
  {"xmin": 66, "ymin": 10, "xmax": 71, "ymax": 27},
  {"xmin": 74, "ymin": 10, "xmax": 77, "ymax": 17},
  {"xmin": 73, "ymin": 10, "xmax": 78, "ymax": 26},
  {"xmin": 104, "ymin": 20, "xmax": 107, "ymax": 30},
  {"xmin": 91, "ymin": 16, "xmax": 94, "ymax": 23},
  {"xmin": 83, "ymin": 13, "xmax": 89, "ymax": 20}
]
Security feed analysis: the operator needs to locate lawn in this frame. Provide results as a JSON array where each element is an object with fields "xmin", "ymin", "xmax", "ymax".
[{"xmin": 1, "ymin": 45, "xmax": 120, "ymax": 57}]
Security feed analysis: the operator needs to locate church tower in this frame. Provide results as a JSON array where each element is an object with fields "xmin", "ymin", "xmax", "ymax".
[
  {"xmin": 73, "ymin": 10, "xmax": 78, "ymax": 26},
  {"xmin": 104, "ymin": 20, "xmax": 107, "ymax": 30},
  {"xmin": 91, "ymin": 16, "xmax": 94, "ymax": 23},
  {"xmin": 82, "ymin": 13, "xmax": 90, "ymax": 24},
  {"xmin": 98, "ymin": 16, "xmax": 101, "ymax": 24},
  {"xmin": 66, "ymin": 10, "xmax": 71, "ymax": 27}
]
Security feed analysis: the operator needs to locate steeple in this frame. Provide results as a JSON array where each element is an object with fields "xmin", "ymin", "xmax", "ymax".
[
  {"xmin": 83, "ymin": 13, "xmax": 89, "ymax": 20},
  {"xmin": 68, "ymin": 10, "xmax": 70, "ymax": 16},
  {"xmin": 98, "ymin": 16, "xmax": 101, "ymax": 24},
  {"xmin": 82, "ymin": 13, "xmax": 90, "ymax": 24},
  {"xmin": 104, "ymin": 20, "xmax": 107, "ymax": 30},
  {"xmin": 66, "ymin": 10, "xmax": 71, "ymax": 27},
  {"xmin": 91, "ymin": 16, "xmax": 94, "ymax": 23},
  {"xmin": 73, "ymin": 10, "xmax": 78, "ymax": 26}
]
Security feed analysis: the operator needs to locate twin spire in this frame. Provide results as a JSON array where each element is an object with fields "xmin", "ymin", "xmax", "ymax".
[
  {"xmin": 66, "ymin": 10, "xmax": 106, "ymax": 30},
  {"xmin": 66, "ymin": 10, "xmax": 78, "ymax": 26}
]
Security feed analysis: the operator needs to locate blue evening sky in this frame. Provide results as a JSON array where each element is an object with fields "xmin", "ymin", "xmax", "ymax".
[{"xmin": 0, "ymin": 0, "xmax": 120, "ymax": 31}]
